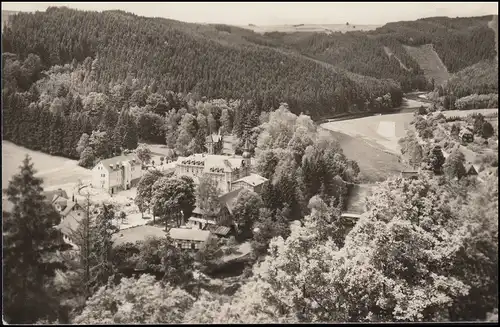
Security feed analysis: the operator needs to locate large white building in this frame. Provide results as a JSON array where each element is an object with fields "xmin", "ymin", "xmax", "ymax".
[
  {"xmin": 91, "ymin": 154, "xmax": 143, "ymax": 194},
  {"xmin": 174, "ymin": 151, "xmax": 267, "ymax": 194}
]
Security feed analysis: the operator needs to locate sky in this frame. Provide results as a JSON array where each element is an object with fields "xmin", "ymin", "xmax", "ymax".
[{"xmin": 2, "ymin": 2, "xmax": 498, "ymax": 26}]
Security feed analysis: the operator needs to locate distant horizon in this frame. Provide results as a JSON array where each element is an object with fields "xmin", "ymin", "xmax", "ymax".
[{"xmin": 1, "ymin": 2, "xmax": 498, "ymax": 26}]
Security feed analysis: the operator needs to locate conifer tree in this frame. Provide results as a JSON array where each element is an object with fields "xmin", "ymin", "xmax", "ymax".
[{"xmin": 3, "ymin": 155, "xmax": 65, "ymax": 323}]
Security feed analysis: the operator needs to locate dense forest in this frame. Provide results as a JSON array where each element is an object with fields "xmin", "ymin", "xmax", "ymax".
[
  {"xmin": 1, "ymin": 7, "xmax": 403, "ymax": 120},
  {"xmin": 371, "ymin": 15, "xmax": 497, "ymax": 73},
  {"xmin": 445, "ymin": 59, "xmax": 498, "ymax": 98},
  {"xmin": 1, "ymin": 8, "xmax": 497, "ymax": 162}
]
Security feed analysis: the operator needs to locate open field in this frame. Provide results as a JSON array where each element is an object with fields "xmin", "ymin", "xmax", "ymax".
[
  {"xmin": 239, "ymin": 23, "xmax": 381, "ymax": 34},
  {"xmin": 325, "ymin": 130, "xmax": 403, "ymax": 183},
  {"xmin": 403, "ymin": 44, "xmax": 450, "ymax": 85},
  {"xmin": 2, "ymin": 141, "xmax": 92, "ymax": 190}
]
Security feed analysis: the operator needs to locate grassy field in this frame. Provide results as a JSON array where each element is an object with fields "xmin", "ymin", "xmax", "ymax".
[
  {"xmin": 326, "ymin": 130, "xmax": 403, "ymax": 183},
  {"xmin": 2, "ymin": 141, "xmax": 92, "ymax": 190},
  {"xmin": 403, "ymin": 44, "xmax": 450, "ymax": 85}
]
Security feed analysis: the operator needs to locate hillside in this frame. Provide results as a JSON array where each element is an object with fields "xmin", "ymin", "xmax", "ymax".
[
  {"xmin": 403, "ymin": 44, "xmax": 450, "ymax": 86},
  {"xmin": 446, "ymin": 59, "xmax": 498, "ymax": 97},
  {"xmin": 1, "ymin": 8, "xmax": 401, "ymax": 120},
  {"xmin": 371, "ymin": 15, "xmax": 496, "ymax": 73},
  {"xmin": 488, "ymin": 15, "xmax": 498, "ymax": 60}
]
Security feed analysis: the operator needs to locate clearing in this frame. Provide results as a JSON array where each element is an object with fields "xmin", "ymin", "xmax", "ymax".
[
  {"xmin": 403, "ymin": 44, "xmax": 450, "ymax": 85},
  {"xmin": 2, "ymin": 141, "xmax": 92, "ymax": 190}
]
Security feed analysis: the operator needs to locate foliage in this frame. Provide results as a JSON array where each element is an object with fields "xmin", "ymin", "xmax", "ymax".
[
  {"xmin": 454, "ymin": 93, "xmax": 498, "ymax": 111},
  {"xmin": 426, "ymin": 146, "xmax": 445, "ymax": 174},
  {"xmin": 196, "ymin": 175, "xmax": 223, "ymax": 220},
  {"xmin": 135, "ymin": 169, "xmax": 164, "ymax": 220},
  {"xmin": 443, "ymin": 149, "xmax": 467, "ymax": 180},
  {"xmin": 73, "ymin": 274, "xmax": 194, "ymax": 324},
  {"xmin": 2, "ymin": 156, "xmax": 66, "ymax": 323},
  {"xmin": 135, "ymin": 144, "xmax": 152, "ymax": 164},
  {"xmin": 232, "ymin": 189, "xmax": 264, "ymax": 239},
  {"xmin": 251, "ymin": 208, "xmax": 291, "ymax": 257},
  {"xmin": 151, "ymin": 176, "xmax": 196, "ymax": 227}
]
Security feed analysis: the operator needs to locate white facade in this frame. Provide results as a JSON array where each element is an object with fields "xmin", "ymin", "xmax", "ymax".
[
  {"xmin": 174, "ymin": 154, "xmax": 255, "ymax": 194},
  {"xmin": 92, "ymin": 154, "xmax": 143, "ymax": 194}
]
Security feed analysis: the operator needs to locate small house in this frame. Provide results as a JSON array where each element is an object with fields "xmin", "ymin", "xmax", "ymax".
[
  {"xmin": 186, "ymin": 216, "xmax": 217, "ymax": 230},
  {"xmin": 169, "ymin": 228, "xmax": 213, "ymax": 250},
  {"xmin": 459, "ymin": 129, "xmax": 474, "ymax": 143},
  {"xmin": 401, "ymin": 169, "xmax": 419, "ymax": 180},
  {"xmin": 186, "ymin": 216, "xmax": 233, "ymax": 238}
]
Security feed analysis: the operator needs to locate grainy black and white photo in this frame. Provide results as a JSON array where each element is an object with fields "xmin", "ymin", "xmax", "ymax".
[{"xmin": 1, "ymin": 1, "xmax": 498, "ymax": 324}]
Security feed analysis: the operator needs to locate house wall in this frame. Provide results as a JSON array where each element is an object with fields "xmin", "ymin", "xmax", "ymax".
[
  {"xmin": 109, "ymin": 169, "xmax": 122, "ymax": 189},
  {"xmin": 92, "ymin": 163, "xmax": 109, "ymax": 191},
  {"xmin": 173, "ymin": 239, "xmax": 205, "ymax": 250},
  {"xmin": 130, "ymin": 162, "xmax": 143, "ymax": 181}
]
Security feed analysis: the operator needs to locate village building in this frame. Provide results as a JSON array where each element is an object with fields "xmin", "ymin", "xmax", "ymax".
[
  {"xmin": 91, "ymin": 154, "xmax": 143, "ymax": 194},
  {"xmin": 169, "ymin": 227, "xmax": 214, "ymax": 250},
  {"xmin": 54, "ymin": 199, "xmax": 86, "ymax": 245},
  {"xmin": 175, "ymin": 140, "xmax": 267, "ymax": 195},
  {"xmin": 401, "ymin": 169, "xmax": 419, "ymax": 179}
]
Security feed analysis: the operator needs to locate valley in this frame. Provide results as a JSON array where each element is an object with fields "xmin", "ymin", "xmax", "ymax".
[{"xmin": 2, "ymin": 5, "xmax": 498, "ymax": 325}]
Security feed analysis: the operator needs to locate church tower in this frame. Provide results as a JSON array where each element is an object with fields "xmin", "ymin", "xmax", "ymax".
[
  {"xmin": 242, "ymin": 139, "xmax": 251, "ymax": 176},
  {"xmin": 206, "ymin": 134, "xmax": 214, "ymax": 155}
]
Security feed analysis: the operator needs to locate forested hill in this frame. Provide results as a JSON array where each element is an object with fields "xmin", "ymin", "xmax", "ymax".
[
  {"xmin": 371, "ymin": 15, "xmax": 496, "ymax": 73},
  {"xmin": 258, "ymin": 15, "xmax": 496, "ymax": 91},
  {"xmin": 1, "ymin": 7, "xmax": 402, "ymax": 119}
]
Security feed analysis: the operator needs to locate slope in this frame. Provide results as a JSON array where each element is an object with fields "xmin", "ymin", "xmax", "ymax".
[
  {"xmin": 1, "ymin": 8, "xmax": 401, "ymax": 119},
  {"xmin": 403, "ymin": 44, "xmax": 450, "ymax": 86},
  {"xmin": 445, "ymin": 59, "xmax": 498, "ymax": 97}
]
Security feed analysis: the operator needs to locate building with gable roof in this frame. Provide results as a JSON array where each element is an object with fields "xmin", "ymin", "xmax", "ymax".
[
  {"xmin": 174, "ymin": 140, "xmax": 267, "ymax": 194},
  {"xmin": 92, "ymin": 154, "xmax": 143, "ymax": 194}
]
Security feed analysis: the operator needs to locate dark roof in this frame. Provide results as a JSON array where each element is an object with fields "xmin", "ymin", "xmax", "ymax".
[
  {"xmin": 209, "ymin": 225, "xmax": 231, "ymax": 236},
  {"xmin": 218, "ymin": 188, "xmax": 244, "ymax": 215},
  {"xmin": 58, "ymin": 211, "xmax": 85, "ymax": 237},
  {"xmin": 61, "ymin": 201, "xmax": 82, "ymax": 217},
  {"xmin": 99, "ymin": 154, "xmax": 141, "ymax": 172},
  {"xmin": 465, "ymin": 164, "xmax": 478, "ymax": 175},
  {"xmin": 42, "ymin": 189, "xmax": 68, "ymax": 202}
]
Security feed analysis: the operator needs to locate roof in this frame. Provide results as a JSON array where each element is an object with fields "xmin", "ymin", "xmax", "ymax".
[
  {"xmin": 169, "ymin": 228, "xmax": 211, "ymax": 242},
  {"xmin": 42, "ymin": 189, "xmax": 68, "ymax": 202},
  {"xmin": 57, "ymin": 210, "xmax": 85, "ymax": 237},
  {"xmin": 61, "ymin": 201, "xmax": 81, "ymax": 217},
  {"xmin": 53, "ymin": 194, "xmax": 68, "ymax": 206},
  {"xmin": 218, "ymin": 188, "xmax": 244, "ymax": 215},
  {"xmin": 188, "ymin": 217, "xmax": 216, "ymax": 225},
  {"xmin": 113, "ymin": 225, "xmax": 167, "ymax": 246},
  {"xmin": 209, "ymin": 225, "xmax": 231, "ymax": 236},
  {"xmin": 176, "ymin": 154, "xmax": 246, "ymax": 174},
  {"xmin": 465, "ymin": 164, "xmax": 479, "ymax": 174},
  {"xmin": 233, "ymin": 173, "xmax": 268, "ymax": 187},
  {"xmin": 98, "ymin": 154, "xmax": 141, "ymax": 172}
]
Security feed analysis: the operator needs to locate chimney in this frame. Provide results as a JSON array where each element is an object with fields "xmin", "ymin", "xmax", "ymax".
[{"xmin": 110, "ymin": 164, "xmax": 114, "ymax": 169}]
